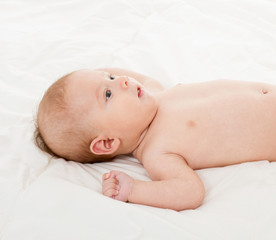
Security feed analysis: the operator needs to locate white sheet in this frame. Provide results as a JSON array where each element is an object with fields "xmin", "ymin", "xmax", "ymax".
[{"xmin": 1, "ymin": 0, "xmax": 276, "ymax": 239}]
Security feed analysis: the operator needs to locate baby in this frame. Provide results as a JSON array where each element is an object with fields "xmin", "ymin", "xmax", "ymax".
[{"xmin": 36, "ymin": 68, "xmax": 276, "ymax": 211}]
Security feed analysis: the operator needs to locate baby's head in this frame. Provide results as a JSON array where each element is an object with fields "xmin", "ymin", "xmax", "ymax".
[{"xmin": 35, "ymin": 69, "xmax": 157, "ymax": 163}]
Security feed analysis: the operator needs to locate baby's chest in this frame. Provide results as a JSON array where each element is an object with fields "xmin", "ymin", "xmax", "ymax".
[
  {"xmin": 147, "ymin": 92, "xmax": 276, "ymax": 168},
  {"xmin": 145, "ymin": 105, "xmax": 201, "ymax": 158}
]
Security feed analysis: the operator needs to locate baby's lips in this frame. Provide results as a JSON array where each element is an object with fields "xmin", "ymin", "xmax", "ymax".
[
  {"xmin": 139, "ymin": 88, "xmax": 144, "ymax": 98},
  {"xmin": 137, "ymin": 85, "xmax": 144, "ymax": 98}
]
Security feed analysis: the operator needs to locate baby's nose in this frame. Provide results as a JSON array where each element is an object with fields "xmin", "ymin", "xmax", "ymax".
[{"xmin": 119, "ymin": 76, "xmax": 129, "ymax": 89}]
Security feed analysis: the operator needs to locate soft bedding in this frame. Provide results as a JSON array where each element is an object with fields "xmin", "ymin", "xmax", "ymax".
[{"xmin": 1, "ymin": 0, "xmax": 276, "ymax": 239}]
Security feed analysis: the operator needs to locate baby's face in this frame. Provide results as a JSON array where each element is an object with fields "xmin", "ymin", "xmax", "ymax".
[{"xmin": 66, "ymin": 69, "xmax": 158, "ymax": 152}]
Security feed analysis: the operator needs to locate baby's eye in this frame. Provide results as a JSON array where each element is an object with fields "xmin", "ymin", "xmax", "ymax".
[
  {"xmin": 105, "ymin": 89, "xmax": 112, "ymax": 101},
  {"xmin": 109, "ymin": 74, "xmax": 115, "ymax": 80}
]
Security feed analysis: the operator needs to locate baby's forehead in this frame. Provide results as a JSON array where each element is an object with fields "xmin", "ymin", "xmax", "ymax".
[
  {"xmin": 66, "ymin": 69, "xmax": 103, "ymax": 108},
  {"xmin": 71, "ymin": 69, "xmax": 107, "ymax": 81}
]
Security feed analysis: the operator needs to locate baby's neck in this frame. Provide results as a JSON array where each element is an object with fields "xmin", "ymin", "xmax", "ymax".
[
  {"xmin": 131, "ymin": 131, "xmax": 147, "ymax": 159},
  {"xmin": 115, "ymin": 128, "xmax": 148, "ymax": 158},
  {"xmin": 135, "ymin": 127, "xmax": 148, "ymax": 149},
  {"xmin": 132, "ymin": 116, "xmax": 157, "ymax": 159}
]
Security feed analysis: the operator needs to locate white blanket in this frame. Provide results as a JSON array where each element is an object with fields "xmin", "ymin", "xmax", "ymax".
[{"xmin": 1, "ymin": 0, "xmax": 276, "ymax": 239}]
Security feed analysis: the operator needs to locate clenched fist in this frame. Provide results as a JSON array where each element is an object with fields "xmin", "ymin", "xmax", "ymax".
[{"xmin": 102, "ymin": 170, "xmax": 134, "ymax": 202}]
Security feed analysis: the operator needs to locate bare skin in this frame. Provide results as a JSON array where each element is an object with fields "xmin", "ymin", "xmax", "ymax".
[
  {"xmin": 136, "ymin": 80, "xmax": 276, "ymax": 169},
  {"xmin": 61, "ymin": 69, "xmax": 276, "ymax": 211}
]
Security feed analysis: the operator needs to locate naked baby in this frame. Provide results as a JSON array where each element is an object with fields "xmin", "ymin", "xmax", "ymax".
[{"xmin": 36, "ymin": 68, "xmax": 276, "ymax": 211}]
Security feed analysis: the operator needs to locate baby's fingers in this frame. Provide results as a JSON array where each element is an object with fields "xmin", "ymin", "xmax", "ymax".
[
  {"xmin": 103, "ymin": 187, "xmax": 120, "ymax": 198},
  {"xmin": 102, "ymin": 177, "xmax": 120, "ymax": 197},
  {"xmin": 102, "ymin": 172, "xmax": 110, "ymax": 181},
  {"xmin": 102, "ymin": 171, "xmax": 117, "ymax": 181},
  {"xmin": 102, "ymin": 182, "xmax": 120, "ymax": 197},
  {"xmin": 102, "ymin": 174, "xmax": 118, "ymax": 186},
  {"xmin": 103, "ymin": 180, "xmax": 119, "ymax": 191}
]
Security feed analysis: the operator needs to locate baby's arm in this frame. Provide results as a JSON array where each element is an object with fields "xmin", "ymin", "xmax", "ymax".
[
  {"xmin": 102, "ymin": 154, "xmax": 205, "ymax": 211},
  {"xmin": 96, "ymin": 68, "xmax": 164, "ymax": 92}
]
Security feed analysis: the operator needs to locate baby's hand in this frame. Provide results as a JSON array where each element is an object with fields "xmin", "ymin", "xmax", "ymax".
[{"xmin": 102, "ymin": 170, "xmax": 134, "ymax": 202}]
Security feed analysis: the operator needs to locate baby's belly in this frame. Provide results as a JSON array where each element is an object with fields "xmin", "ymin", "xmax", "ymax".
[{"xmin": 164, "ymin": 84, "xmax": 276, "ymax": 169}]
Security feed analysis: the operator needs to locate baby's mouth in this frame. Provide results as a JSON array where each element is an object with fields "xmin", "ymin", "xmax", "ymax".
[{"xmin": 137, "ymin": 87, "xmax": 143, "ymax": 98}]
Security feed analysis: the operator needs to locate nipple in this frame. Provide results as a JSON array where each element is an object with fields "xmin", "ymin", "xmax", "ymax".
[{"xmin": 187, "ymin": 120, "xmax": 196, "ymax": 128}]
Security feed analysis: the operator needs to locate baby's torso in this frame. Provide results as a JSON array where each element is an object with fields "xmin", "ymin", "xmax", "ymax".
[{"xmin": 135, "ymin": 80, "xmax": 276, "ymax": 169}]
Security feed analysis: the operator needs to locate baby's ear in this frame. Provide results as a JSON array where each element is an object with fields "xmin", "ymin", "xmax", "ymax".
[{"xmin": 90, "ymin": 137, "xmax": 120, "ymax": 155}]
